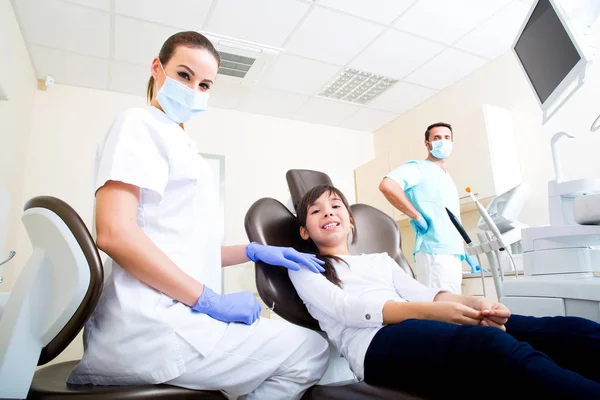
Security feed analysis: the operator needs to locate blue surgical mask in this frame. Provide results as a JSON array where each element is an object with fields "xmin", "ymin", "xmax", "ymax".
[
  {"xmin": 156, "ymin": 62, "xmax": 209, "ymax": 124},
  {"xmin": 430, "ymin": 139, "xmax": 453, "ymax": 159}
]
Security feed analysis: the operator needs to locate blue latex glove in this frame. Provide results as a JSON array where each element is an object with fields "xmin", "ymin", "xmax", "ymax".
[
  {"xmin": 246, "ymin": 242, "xmax": 325, "ymax": 273},
  {"xmin": 191, "ymin": 285, "xmax": 261, "ymax": 325},
  {"xmin": 412, "ymin": 215, "xmax": 429, "ymax": 234},
  {"xmin": 465, "ymin": 253, "xmax": 488, "ymax": 273}
]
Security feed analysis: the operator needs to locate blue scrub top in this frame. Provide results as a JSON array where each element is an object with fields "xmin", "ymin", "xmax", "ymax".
[{"xmin": 386, "ymin": 160, "xmax": 464, "ymax": 260}]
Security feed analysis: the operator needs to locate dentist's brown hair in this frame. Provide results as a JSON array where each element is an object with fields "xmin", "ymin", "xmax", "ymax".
[{"xmin": 146, "ymin": 31, "xmax": 220, "ymax": 103}]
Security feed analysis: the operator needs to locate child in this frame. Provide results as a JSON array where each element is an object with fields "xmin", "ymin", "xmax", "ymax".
[{"xmin": 289, "ymin": 184, "xmax": 600, "ymax": 399}]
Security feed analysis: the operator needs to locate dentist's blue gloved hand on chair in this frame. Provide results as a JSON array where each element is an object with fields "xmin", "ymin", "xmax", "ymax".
[
  {"xmin": 465, "ymin": 252, "xmax": 488, "ymax": 273},
  {"xmin": 246, "ymin": 242, "xmax": 325, "ymax": 273},
  {"xmin": 192, "ymin": 286, "xmax": 262, "ymax": 325}
]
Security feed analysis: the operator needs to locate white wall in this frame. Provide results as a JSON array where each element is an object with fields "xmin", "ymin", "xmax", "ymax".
[
  {"xmin": 11, "ymin": 84, "xmax": 374, "ymax": 294},
  {"xmin": 375, "ymin": 20, "xmax": 600, "ymax": 231},
  {"xmin": 0, "ymin": 0, "xmax": 37, "ymax": 288},
  {"xmin": 9, "ymin": 83, "xmax": 372, "ymax": 364}
]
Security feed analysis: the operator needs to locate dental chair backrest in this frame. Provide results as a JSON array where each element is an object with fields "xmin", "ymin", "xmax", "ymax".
[
  {"xmin": 244, "ymin": 170, "xmax": 414, "ymax": 330},
  {"xmin": 0, "ymin": 196, "xmax": 103, "ymax": 399},
  {"xmin": 286, "ymin": 169, "xmax": 333, "ymax": 213}
]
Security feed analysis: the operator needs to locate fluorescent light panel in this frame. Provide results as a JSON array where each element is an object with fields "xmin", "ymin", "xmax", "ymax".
[{"xmin": 318, "ymin": 68, "xmax": 397, "ymax": 104}]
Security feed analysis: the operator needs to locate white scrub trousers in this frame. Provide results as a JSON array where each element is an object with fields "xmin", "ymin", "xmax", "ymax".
[
  {"xmin": 415, "ymin": 253, "xmax": 463, "ymax": 294},
  {"xmin": 166, "ymin": 317, "xmax": 329, "ymax": 400}
]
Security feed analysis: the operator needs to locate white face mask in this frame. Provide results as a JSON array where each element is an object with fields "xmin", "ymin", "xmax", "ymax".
[
  {"xmin": 155, "ymin": 62, "xmax": 209, "ymax": 123},
  {"xmin": 429, "ymin": 139, "xmax": 453, "ymax": 159}
]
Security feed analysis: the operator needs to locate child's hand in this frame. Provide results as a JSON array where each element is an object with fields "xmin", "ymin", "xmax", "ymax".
[
  {"xmin": 426, "ymin": 301, "xmax": 482, "ymax": 325},
  {"xmin": 474, "ymin": 300, "xmax": 511, "ymax": 330}
]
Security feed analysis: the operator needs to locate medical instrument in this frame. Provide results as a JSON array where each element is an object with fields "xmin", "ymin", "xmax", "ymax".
[
  {"xmin": 445, "ymin": 208, "xmax": 470, "ymax": 244},
  {"xmin": 0, "ymin": 251, "xmax": 15, "ymax": 285},
  {"xmin": 591, "ymin": 112, "xmax": 600, "ymax": 132},
  {"xmin": 445, "ymin": 207, "xmax": 486, "ymax": 295},
  {"xmin": 0, "ymin": 251, "xmax": 15, "ymax": 268},
  {"xmin": 466, "ymin": 187, "xmax": 520, "ymax": 278},
  {"xmin": 263, "ymin": 301, "xmax": 275, "ymax": 312}
]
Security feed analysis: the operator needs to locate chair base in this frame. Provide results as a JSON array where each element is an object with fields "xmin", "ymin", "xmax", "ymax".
[
  {"xmin": 302, "ymin": 380, "xmax": 427, "ymax": 400},
  {"xmin": 27, "ymin": 361, "xmax": 227, "ymax": 399}
]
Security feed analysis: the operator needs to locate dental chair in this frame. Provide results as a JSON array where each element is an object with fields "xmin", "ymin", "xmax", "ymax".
[
  {"xmin": 0, "ymin": 196, "xmax": 226, "ymax": 399},
  {"xmin": 244, "ymin": 170, "xmax": 422, "ymax": 400}
]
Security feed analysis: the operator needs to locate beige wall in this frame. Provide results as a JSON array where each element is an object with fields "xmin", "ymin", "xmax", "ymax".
[
  {"xmin": 0, "ymin": 0, "xmax": 37, "ymax": 281},
  {"xmin": 376, "ymin": 22, "xmax": 600, "ymax": 233}
]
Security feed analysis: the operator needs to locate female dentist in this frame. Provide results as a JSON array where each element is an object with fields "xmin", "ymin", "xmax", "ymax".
[{"xmin": 67, "ymin": 31, "xmax": 329, "ymax": 400}]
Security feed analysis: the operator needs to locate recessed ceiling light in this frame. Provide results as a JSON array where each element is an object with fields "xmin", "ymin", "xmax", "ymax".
[{"xmin": 318, "ymin": 68, "xmax": 397, "ymax": 105}]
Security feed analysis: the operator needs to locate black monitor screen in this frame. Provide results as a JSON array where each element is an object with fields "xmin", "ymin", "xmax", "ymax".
[{"xmin": 514, "ymin": 0, "xmax": 581, "ymax": 103}]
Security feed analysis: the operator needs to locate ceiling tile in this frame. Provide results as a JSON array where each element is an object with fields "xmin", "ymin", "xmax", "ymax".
[
  {"xmin": 260, "ymin": 54, "xmax": 341, "ymax": 96},
  {"xmin": 368, "ymin": 82, "xmax": 437, "ymax": 113},
  {"xmin": 114, "ymin": 16, "xmax": 180, "ymax": 65},
  {"xmin": 60, "ymin": 0, "xmax": 110, "ymax": 11},
  {"xmin": 208, "ymin": 80, "xmax": 252, "ymax": 110},
  {"xmin": 205, "ymin": 0, "xmax": 310, "ymax": 47},
  {"xmin": 454, "ymin": 1, "xmax": 530, "ymax": 59},
  {"xmin": 394, "ymin": 0, "xmax": 512, "ymax": 45},
  {"xmin": 30, "ymin": 45, "xmax": 109, "ymax": 90},
  {"xmin": 350, "ymin": 29, "xmax": 445, "ymax": 80},
  {"xmin": 115, "ymin": 0, "xmax": 212, "ymax": 30},
  {"xmin": 292, "ymin": 97, "xmax": 360, "ymax": 126},
  {"xmin": 237, "ymin": 87, "xmax": 309, "ymax": 118},
  {"xmin": 404, "ymin": 48, "xmax": 487, "ymax": 90},
  {"xmin": 320, "ymin": 0, "xmax": 415, "ymax": 25},
  {"xmin": 285, "ymin": 7, "xmax": 384, "ymax": 65},
  {"xmin": 13, "ymin": 0, "xmax": 110, "ymax": 57},
  {"xmin": 339, "ymin": 108, "xmax": 399, "ymax": 132},
  {"xmin": 109, "ymin": 61, "xmax": 149, "ymax": 97}
]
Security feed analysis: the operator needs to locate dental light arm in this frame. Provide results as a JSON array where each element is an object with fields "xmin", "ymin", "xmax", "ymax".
[
  {"xmin": 551, "ymin": 131, "xmax": 575, "ymax": 183},
  {"xmin": 466, "ymin": 188, "xmax": 519, "ymax": 278}
]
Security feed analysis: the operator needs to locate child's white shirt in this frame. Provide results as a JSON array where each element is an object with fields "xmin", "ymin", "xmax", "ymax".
[{"xmin": 288, "ymin": 252, "xmax": 440, "ymax": 380}]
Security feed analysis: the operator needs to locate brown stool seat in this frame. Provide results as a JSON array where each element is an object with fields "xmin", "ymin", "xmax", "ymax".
[{"xmin": 28, "ymin": 361, "xmax": 227, "ymax": 400}]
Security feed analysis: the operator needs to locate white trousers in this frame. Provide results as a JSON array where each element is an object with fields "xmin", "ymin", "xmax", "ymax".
[
  {"xmin": 166, "ymin": 317, "xmax": 330, "ymax": 400},
  {"xmin": 415, "ymin": 253, "xmax": 463, "ymax": 294}
]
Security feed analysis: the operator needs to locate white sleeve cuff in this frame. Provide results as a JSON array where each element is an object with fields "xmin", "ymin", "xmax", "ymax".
[{"xmin": 359, "ymin": 298, "xmax": 386, "ymax": 326}]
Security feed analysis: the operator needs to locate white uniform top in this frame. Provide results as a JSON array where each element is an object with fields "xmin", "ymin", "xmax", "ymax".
[
  {"xmin": 288, "ymin": 253, "xmax": 440, "ymax": 381},
  {"xmin": 68, "ymin": 106, "xmax": 227, "ymax": 385}
]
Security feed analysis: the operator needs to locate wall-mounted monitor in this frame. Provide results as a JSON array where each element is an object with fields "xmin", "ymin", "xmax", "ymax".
[{"xmin": 513, "ymin": 0, "xmax": 595, "ymax": 123}]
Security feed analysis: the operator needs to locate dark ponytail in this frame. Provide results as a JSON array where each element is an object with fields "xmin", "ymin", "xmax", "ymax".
[
  {"xmin": 146, "ymin": 31, "xmax": 221, "ymax": 103},
  {"xmin": 296, "ymin": 185, "xmax": 357, "ymax": 288}
]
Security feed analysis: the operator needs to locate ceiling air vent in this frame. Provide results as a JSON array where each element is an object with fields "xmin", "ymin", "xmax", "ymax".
[
  {"xmin": 217, "ymin": 52, "xmax": 256, "ymax": 79},
  {"xmin": 318, "ymin": 68, "xmax": 398, "ymax": 105},
  {"xmin": 203, "ymin": 32, "xmax": 280, "ymax": 87}
]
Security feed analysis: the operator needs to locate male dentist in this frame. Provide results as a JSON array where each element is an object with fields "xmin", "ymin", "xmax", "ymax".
[{"xmin": 379, "ymin": 122, "xmax": 480, "ymax": 294}]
